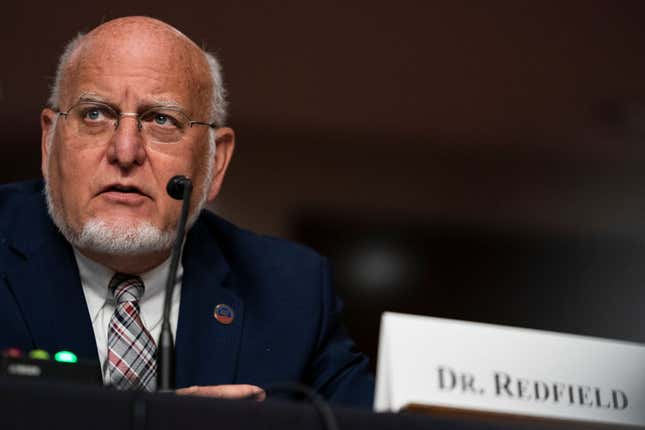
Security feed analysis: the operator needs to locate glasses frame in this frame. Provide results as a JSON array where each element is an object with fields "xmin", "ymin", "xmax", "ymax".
[{"xmin": 53, "ymin": 100, "xmax": 217, "ymax": 141}]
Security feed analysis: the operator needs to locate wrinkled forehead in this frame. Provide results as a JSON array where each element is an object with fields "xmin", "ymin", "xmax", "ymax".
[{"xmin": 61, "ymin": 22, "xmax": 212, "ymax": 113}]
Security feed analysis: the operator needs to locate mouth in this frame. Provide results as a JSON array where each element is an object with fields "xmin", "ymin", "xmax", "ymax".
[
  {"xmin": 98, "ymin": 183, "xmax": 151, "ymax": 203},
  {"xmin": 101, "ymin": 183, "xmax": 147, "ymax": 195}
]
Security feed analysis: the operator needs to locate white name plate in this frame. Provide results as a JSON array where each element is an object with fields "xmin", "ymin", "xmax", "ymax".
[{"xmin": 374, "ymin": 312, "xmax": 645, "ymax": 427}]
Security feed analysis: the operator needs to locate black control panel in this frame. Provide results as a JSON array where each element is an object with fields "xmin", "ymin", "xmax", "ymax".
[{"xmin": 1, "ymin": 349, "xmax": 102, "ymax": 385}]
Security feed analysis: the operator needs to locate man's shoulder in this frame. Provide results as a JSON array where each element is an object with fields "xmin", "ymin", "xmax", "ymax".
[
  {"xmin": 0, "ymin": 179, "xmax": 46, "ymax": 231},
  {"xmin": 0, "ymin": 179, "xmax": 43, "ymax": 203},
  {"xmin": 194, "ymin": 209, "xmax": 326, "ymax": 273}
]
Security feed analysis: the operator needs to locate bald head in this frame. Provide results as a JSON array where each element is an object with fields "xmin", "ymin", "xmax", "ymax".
[{"xmin": 49, "ymin": 17, "xmax": 227, "ymax": 125}]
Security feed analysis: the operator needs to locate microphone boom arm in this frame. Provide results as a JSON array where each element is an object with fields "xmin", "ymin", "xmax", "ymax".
[{"xmin": 158, "ymin": 175, "xmax": 192, "ymax": 391}]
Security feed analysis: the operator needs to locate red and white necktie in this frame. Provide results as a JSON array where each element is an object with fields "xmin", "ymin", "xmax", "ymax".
[{"xmin": 107, "ymin": 273, "xmax": 157, "ymax": 391}]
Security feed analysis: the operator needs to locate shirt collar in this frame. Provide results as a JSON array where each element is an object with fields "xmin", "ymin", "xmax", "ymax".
[{"xmin": 74, "ymin": 248, "xmax": 182, "ymax": 327}]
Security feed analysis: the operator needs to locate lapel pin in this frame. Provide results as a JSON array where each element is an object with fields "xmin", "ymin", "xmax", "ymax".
[{"xmin": 214, "ymin": 304, "xmax": 234, "ymax": 325}]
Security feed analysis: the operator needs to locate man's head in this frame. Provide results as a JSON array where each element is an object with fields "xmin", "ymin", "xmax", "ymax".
[{"xmin": 41, "ymin": 17, "xmax": 235, "ymax": 273}]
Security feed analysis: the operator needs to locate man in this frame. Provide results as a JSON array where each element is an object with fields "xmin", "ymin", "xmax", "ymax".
[{"xmin": 0, "ymin": 16, "xmax": 374, "ymax": 408}]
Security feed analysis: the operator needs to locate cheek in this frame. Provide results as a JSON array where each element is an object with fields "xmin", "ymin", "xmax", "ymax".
[
  {"xmin": 50, "ymin": 145, "xmax": 102, "ymax": 212},
  {"xmin": 150, "ymin": 141, "xmax": 209, "ymax": 186},
  {"xmin": 187, "ymin": 139, "xmax": 213, "ymax": 183},
  {"xmin": 54, "ymin": 147, "xmax": 98, "ymax": 187},
  {"xmin": 145, "ymin": 148, "xmax": 193, "ymax": 218},
  {"xmin": 154, "ymin": 142, "xmax": 212, "ymax": 218}
]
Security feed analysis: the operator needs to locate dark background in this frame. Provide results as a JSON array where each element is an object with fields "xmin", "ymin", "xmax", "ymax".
[{"xmin": 3, "ymin": 1, "xmax": 645, "ymax": 369}]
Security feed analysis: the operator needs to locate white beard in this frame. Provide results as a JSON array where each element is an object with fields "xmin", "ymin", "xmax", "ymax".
[
  {"xmin": 44, "ymin": 180, "xmax": 177, "ymax": 255},
  {"xmin": 72, "ymin": 218, "xmax": 175, "ymax": 255}
]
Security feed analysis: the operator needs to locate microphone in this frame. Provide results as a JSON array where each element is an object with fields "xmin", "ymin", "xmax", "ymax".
[
  {"xmin": 157, "ymin": 175, "xmax": 193, "ymax": 391},
  {"xmin": 166, "ymin": 175, "xmax": 191, "ymax": 200}
]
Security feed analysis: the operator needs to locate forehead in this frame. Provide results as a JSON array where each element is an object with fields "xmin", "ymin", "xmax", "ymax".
[{"xmin": 63, "ymin": 27, "xmax": 211, "ymax": 112}]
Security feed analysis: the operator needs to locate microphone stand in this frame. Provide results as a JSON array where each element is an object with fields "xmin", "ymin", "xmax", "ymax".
[{"xmin": 157, "ymin": 176, "xmax": 192, "ymax": 391}]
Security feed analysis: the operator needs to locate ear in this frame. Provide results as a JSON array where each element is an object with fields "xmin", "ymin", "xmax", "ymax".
[
  {"xmin": 40, "ymin": 108, "xmax": 57, "ymax": 178},
  {"xmin": 206, "ymin": 127, "xmax": 235, "ymax": 202}
]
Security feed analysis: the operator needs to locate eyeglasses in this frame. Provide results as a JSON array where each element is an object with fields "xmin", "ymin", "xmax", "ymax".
[{"xmin": 54, "ymin": 101, "xmax": 217, "ymax": 145}]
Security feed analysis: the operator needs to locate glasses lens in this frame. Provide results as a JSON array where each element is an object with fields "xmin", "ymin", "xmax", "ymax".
[
  {"xmin": 60, "ymin": 103, "xmax": 196, "ymax": 146},
  {"xmin": 66, "ymin": 102, "xmax": 118, "ymax": 142},
  {"xmin": 140, "ymin": 108, "xmax": 190, "ymax": 144}
]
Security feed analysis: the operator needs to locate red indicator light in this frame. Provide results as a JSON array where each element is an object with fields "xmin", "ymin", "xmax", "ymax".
[{"xmin": 3, "ymin": 348, "xmax": 23, "ymax": 358}]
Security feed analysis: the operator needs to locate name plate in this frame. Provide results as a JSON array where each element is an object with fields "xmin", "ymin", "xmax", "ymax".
[{"xmin": 374, "ymin": 312, "xmax": 645, "ymax": 427}]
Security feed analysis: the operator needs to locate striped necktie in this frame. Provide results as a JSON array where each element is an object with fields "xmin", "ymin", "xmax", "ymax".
[{"xmin": 107, "ymin": 273, "xmax": 157, "ymax": 391}]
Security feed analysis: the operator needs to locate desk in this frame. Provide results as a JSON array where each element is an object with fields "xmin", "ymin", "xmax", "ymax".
[{"xmin": 0, "ymin": 377, "xmax": 626, "ymax": 430}]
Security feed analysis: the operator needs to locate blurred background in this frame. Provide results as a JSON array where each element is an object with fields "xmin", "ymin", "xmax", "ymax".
[{"xmin": 3, "ymin": 1, "xmax": 645, "ymax": 370}]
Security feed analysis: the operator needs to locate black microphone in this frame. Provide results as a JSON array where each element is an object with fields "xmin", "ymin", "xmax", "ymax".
[
  {"xmin": 157, "ymin": 175, "xmax": 193, "ymax": 391},
  {"xmin": 166, "ymin": 175, "xmax": 191, "ymax": 200}
]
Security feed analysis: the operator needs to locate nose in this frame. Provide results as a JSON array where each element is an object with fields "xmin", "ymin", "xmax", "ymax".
[{"xmin": 106, "ymin": 114, "xmax": 147, "ymax": 170}]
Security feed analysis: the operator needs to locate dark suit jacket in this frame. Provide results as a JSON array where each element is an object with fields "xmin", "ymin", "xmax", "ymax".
[{"xmin": 0, "ymin": 180, "xmax": 374, "ymax": 408}]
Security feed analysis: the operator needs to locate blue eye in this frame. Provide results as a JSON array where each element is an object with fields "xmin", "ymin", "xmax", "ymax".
[
  {"xmin": 141, "ymin": 109, "xmax": 182, "ymax": 130},
  {"xmin": 154, "ymin": 114, "xmax": 168, "ymax": 125},
  {"xmin": 87, "ymin": 109, "xmax": 101, "ymax": 120}
]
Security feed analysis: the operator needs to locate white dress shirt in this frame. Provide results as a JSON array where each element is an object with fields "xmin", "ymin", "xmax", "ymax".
[{"xmin": 74, "ymin": 248, "xmax": 182, "ymax": 384}]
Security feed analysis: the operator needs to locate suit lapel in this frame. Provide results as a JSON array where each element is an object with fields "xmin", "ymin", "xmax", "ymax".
[
  {"xmin": 3, "ymin": 188, "xmax": 98, "ymax": 361},
  {"xmin": 175, "ymin": 218, "xmax": 244, "ymax": 388}
]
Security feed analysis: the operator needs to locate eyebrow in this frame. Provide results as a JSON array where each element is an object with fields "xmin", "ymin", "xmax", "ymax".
[
  {"xmin": 147, "ymin": 99, "xmax": 184, "ymax": 110},
  {"xmin": 74, "ymin": 92, "xmax": 187, "ymax": 112},
  {"xmin": 76, "ymin": 92, "xmax": 110, "ymax": 104}
]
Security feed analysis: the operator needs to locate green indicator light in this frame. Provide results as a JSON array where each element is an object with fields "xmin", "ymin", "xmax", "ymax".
[
  {"xmin": 29, "ymin": 349, "xmax": 50, "ymax": 360},
  {"xmin": 54, "ymin": 351, "xmax": 78, "ymax": 363}
]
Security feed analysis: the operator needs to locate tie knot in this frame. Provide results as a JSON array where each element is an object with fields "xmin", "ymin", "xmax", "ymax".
[{"xmin": 109, "ymin": 273, "xmax": 145, "ymax": 304}]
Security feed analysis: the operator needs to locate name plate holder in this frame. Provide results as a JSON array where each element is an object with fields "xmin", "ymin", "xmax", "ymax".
[{"xmin": 374, "ymin": 312, "xmax": 645, "ymax": 428}]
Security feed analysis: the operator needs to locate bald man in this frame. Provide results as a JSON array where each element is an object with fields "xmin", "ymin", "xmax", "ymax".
[{"xmin": 0, "ymin": 17, "xmax": 374, "ymax": 408}]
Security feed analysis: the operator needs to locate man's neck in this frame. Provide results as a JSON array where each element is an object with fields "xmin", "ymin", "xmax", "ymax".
[{"xmin": 78, "ymin": 248, "xmax": 172, "ymax": 274}]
